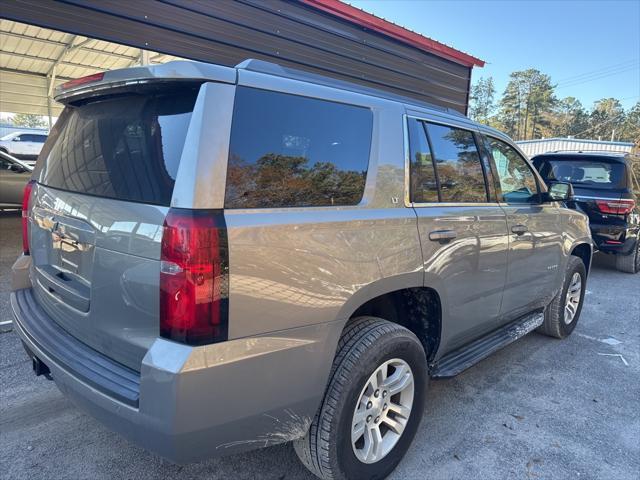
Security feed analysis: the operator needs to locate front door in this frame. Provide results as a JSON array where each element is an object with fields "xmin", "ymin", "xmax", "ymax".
[
  {"xmin": 407, "ymin": 117, "xmax": 509, "ymax": 354},
  {"xmin": 11, "ymin": 135, "xmax": 29, "ymax": 155},
  {"xmin": 483, "ymin": 136, "xmax": 563, "ymax": 322}
]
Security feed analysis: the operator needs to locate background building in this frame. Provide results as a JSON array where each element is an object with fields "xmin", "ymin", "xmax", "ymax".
[{"xmin": 516, "ymin": 137, "xmax": 634, "ymax": 157}]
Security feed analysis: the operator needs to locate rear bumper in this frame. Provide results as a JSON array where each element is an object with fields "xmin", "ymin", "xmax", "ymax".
[
  {"xmin": 590, "ymin": 223, "xmax": 638, "ymax": 255},
  {"xmin": 11, "ymin": 287, "xmax": 340, "ymax": 463}
]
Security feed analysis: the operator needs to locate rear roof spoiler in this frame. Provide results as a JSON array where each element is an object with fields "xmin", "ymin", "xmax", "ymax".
[{"xmin": 54, "ymin": 61, "xmax": 236, "ymax": 103}]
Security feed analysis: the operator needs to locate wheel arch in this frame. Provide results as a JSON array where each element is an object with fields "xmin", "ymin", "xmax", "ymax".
[
  {"xmin": 570, "ymin": 242, "xmax": 593, "ymax": 275},
  {"xmin": 344, "ymin": 286, "xmax": 442, "ymax": 362}
]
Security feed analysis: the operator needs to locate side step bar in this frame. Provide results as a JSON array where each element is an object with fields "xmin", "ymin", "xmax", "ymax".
[{"xmin": 430, "ymin": 310, "xmax": 544, "ymax": 378}]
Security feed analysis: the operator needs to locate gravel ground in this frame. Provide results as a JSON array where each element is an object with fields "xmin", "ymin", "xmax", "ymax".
[{"xmin": 1, "ymin": 210, "xmax": 639, "ymax": 480}]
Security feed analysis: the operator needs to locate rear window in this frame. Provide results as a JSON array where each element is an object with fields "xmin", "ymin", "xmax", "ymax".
[
  {"xmin": 38, "ymin": 89, "xmax": 198, "ymax": 206},
  {"xmin": 225, "ymin": 87, "xmax": 372, "ymax": 209},
  {"xmin": 534, "ymin": 156, "xmax": 627, "ymax": 190}
]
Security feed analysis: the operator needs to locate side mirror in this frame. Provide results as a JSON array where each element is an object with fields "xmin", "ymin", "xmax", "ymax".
[
  {"xmin": 546, "ymin": 182, "xmax": 574, "ymax": 202},
  {"xmin": 9, "ymin": 163, "xmax": 27, "ymax": 173},
  {"xmin": 12, "ymin": 137, "xmax": 21, "ymax": 142}
]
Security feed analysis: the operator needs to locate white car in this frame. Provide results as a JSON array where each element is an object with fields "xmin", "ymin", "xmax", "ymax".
[{"xmin": 0, "ymin": 131, "xmax": 48, "ymax": 165}]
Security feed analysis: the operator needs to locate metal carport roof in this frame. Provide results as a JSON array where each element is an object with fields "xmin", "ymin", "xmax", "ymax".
[
  {"xmin": 0, "ymin": 19, "xmax": 182, "ymax": 123},
  {"xmin": 1, "ymin": 1, "xmax": 485, "ymax": 117}
]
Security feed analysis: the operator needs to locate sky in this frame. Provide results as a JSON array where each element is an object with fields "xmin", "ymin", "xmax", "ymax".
[{"xmin": 348, "ymin": 0, "xmax": 640, "ymax": 110}]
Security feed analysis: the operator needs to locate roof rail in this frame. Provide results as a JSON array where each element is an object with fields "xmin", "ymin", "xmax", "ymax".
[
  {"xmin": 549, "ymin": 149, "xmax": 630, "ymax": 154},
  {"xmin": 235, "ymin": 58, "xmax": 465, "ymax": 117}
]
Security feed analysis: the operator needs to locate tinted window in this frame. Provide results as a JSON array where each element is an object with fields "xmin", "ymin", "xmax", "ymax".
[
  {"xmin": 39, "ymin": 89, "xmax": 198, "ymax": 206},
  {"xmin": 33, "ymin": 134, "xmax": 48, "ymax": 143},
  {"xmin": 534, "ymin": 157, "xmax": 627, "ymax": 190},
  {"xmin": 225, "ymin": 87, "xmax": 372, "ymax": 208},
  {"xmin": 408, "ymin": 119, "xmax": 438, "ymax": 203},
  {"xmin": 487, "ymin": 138, "xmax": 539, "ymax": 203},
  {"xmin": 21, "ymin": 134, "xmax": 41, "ymax": 142},
  {"xmin": 425, "ymin": 123, "xmax": 487, "ymax": 202}
]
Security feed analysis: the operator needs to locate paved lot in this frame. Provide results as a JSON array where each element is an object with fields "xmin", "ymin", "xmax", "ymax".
[{"xmin": 1, "ymin": 210, "xmax": 639, "ymax": 480}]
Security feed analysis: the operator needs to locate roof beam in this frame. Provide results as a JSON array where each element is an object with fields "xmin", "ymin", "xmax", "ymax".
[
  {"xmin": 0, "ymin": 31, "xmax": 139, "ymax": 61},
  {"xmin": 0, "ymin": 50, "xmax": 108, "ymax": 71},
  {"xmin": 47, "ymin": 34, "xmax": 78, "ymax": 75},
  {"xmin": 0, "ymin": 66, "xmax": 73, "ymax": 81}
]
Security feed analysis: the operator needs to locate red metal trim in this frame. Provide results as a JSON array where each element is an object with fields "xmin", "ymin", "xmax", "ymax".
[{"xmin": 300, "ymin": 0, "xmax": 485, "ymax": 68}]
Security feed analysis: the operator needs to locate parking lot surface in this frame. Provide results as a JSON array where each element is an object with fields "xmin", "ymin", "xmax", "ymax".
[{"xmin": 1, "ymin": 210, "xmax": 639, "ymax": 480}]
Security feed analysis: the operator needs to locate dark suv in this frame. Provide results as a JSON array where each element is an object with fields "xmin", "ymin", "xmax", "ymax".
[{"xmin": 532, "ymin": 151, "xmax": 640, "ymax": 273}]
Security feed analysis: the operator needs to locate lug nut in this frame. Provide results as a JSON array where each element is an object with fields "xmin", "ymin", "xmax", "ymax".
[
  {"xmin": 374, "ymin": 389, "xmax": 380, "ymax": 398},
  {"xmin": 383, "ymin": 403, "xmax": 388, "ymax": 410},
  {"xmin": 366, "ymin": 415, "xmax": 372, "ymax": 423},
  {"xmin": 382, "ymin": 390, "xmax": 387, "ymax": 398},
  {"xmin": 367, "ymin": 401, "xmax": 373, "ymax": 409},
  {"xmin": 375, "ymin": 416, "xmax": 380, "ymax": 423}
]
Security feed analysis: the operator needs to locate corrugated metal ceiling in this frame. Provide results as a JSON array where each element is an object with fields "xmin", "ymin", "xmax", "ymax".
[{"xmin": 0, "ymin": 19, "xmax": 182, "ymax": 117}]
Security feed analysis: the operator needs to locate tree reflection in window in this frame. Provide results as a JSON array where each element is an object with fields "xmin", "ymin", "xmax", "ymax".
[
  {"xmin": 225, "ymin": 87, "xmax": 372, "ymax": 209},
  {"xmin": 486, "ymin": 138, "xmax": 539, "ymax": 204},
  {"xmin": 408, "ymin": 119, "xmax": 438, "ymax": 203},
  {"xmin": 425, "ymin": 123, "xmax": 488, "ymax": 203}
]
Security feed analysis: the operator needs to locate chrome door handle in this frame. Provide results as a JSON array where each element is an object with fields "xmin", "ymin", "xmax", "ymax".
[
  {"xmin": 511, "ymin": 224, "xmax": 528, "ymax": 235},
  {"xmin": 428, "ymin": 229, "xmax": 457, "ymax": 242}
]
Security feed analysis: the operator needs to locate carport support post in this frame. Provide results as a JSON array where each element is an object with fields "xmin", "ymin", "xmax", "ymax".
[
  {"xmin": 139, "ymin": 49, "xmax": 150, "ymax": 66},
  {"xmin": 46, "ymin": 73, "xmax": 54, "ymax": 130}
]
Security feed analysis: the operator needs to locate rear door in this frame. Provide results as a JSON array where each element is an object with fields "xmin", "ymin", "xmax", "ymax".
[
  {"xmin": 484, "ymin": 136, "xmax": 563, "ymax": 321},
  {"xmin": 408, "ymin": 117, "xmax": 509, "ymax": 353},
  {"xmin": 29, "ymin": 134, "xmax": 48, "ymax": 156},
  {"xmin": 28, "ymin": 84, "xmax": 200, "ymax": 370},
  {"xmin": 20, "ymin": 134, "xmax": 38, "ymax": 155}
]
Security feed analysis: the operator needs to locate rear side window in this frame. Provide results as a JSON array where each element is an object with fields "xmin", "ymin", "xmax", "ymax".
[
  {"xmin": 424, "ymin": 123, "xmax": 487, "ymax": 202},
  {"xmin": 407, "ymin": 118, "xmax": 438, "ymax": 203},
  {"xmin": 225, "ymin": 87, "xmax": 372, "ymax": 208},
  {"xmin": 38, "ymin": 89, "xmax": 198, "ymax": 206},
  {"xmin": 21, "ymin": 134, "xmax": 47, "ymax": 142}
]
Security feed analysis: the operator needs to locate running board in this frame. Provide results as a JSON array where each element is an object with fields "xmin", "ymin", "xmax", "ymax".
[{"xmin": 430, "ymin": 311, "xmax": 544, "ymax": 378}]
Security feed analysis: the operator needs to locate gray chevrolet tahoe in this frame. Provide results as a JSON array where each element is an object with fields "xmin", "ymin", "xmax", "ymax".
[{"xmin": 11, "ymin": 59, "xmax": 592, "ymax": 480}]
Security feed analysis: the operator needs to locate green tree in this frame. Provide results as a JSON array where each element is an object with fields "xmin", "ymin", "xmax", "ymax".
[
  {"xmin": 469, "ymin": 76, "xmax": 496, "ymax": 124},
  {"xmin": 548, "ymin": 97, "xmax": 589, "ymax": 138},
  {"xmin": 498, "ymin": 69, "xmax": 556, "ymax": 140},
  {"xmin": 587, "ymin": 98, "xmax": 625, "ymax": 140},
  {"xmin": 619, "ymin": 101, "xmax": 640, "ymax": 146},
  {"xmin": 10, "ymin": 113, "xmax": 48, "ymax": 129}
]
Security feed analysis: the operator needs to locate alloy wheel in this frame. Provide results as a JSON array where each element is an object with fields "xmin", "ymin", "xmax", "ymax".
[
  {"xmin": 351, "ymin": 358, "xmax": 414, "ymax": 464},
  {"xmin": 564, "ymin": 272, "xmax": 582, "ymax": 324}
]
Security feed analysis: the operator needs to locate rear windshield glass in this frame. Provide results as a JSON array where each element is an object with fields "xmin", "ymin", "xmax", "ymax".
[
  {"xmin": 534, "ymin": 157, "xmax": 627, "ymax": 190},
  {"xmin": 38, "ymin": 90, "xmax": 198, "ymax": 206}
]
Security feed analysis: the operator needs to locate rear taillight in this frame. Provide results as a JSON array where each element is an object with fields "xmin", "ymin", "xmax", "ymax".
[
  {"xmin": 595, "ymin": 199, "xmax": 636, "ymax": 215},
  {"xmin": 21, "ymin": 180, "xmax": 35, "ymax": 255},
  {"xmin": 160, "ymin": 208, "xmax": 229, "ymax": 345}
]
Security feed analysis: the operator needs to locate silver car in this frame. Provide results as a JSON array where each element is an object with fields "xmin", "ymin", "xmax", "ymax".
[
  {"xmin": 11, "ymin": 60, "xmax": 592, "ymax": 480},
  {"xmin": 0, "ymin": 151, "xmax": 33, "ymax": 209}
]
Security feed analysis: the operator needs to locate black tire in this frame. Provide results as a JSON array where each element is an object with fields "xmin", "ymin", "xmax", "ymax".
[
  {"xmin": 294, "ymin": 317, "xmax": 428, "ymax": 480},
  {"xmin": 615, "ymin": 240, "xmax": 640, "ymax": 274},
  {"xmin": 538, "ymin": 256, "xmax": 586, "ymax": 339}
]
